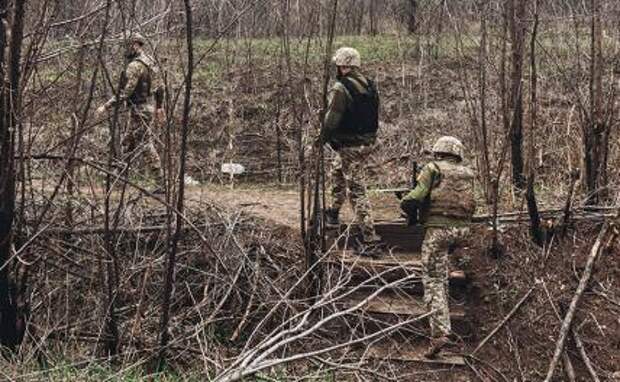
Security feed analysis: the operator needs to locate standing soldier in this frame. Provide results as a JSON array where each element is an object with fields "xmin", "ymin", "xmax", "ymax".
[
  {"xmin": 321, "ymin": 47, "xmax": 382, "ymax": 256},
  {"xmin": 400, "ymin": 136, "xmax": 475, "ymax": 358},
  {"xmin": 96, "ymin": 31, "xmax": 165, "ymax": 187}
]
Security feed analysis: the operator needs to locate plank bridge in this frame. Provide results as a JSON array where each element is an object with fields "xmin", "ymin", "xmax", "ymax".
[{"xmin": 322, "ymin": 220, "xmax": 472, "ymax": 366}]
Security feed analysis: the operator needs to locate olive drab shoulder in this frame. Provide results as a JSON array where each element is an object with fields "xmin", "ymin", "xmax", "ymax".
[{"xmin": 418, "ymin": 160, "xmax": 475, "ymax": 223}]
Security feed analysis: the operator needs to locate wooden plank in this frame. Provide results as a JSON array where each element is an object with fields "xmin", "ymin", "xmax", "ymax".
[
  {"xmin": 374, "ymin": 223, "xmax": 426, "ymax": 252},
  {"xmin": 340, "ymin": 291, "xmax": 466, "ymax": 318},
  {"xmin": 365, "ymin": 343, "xmax": 465, "ymax": 366},
  {"xmin": 324, "ymin": 250, "xmax": 467, "ymax": 283},
  {"xmin": 326, "ymin": 250, "xmax": 422, "ymax": 267},
  {"xmin": 330, "ymin": 221, "xmax": 426, "ymax": 252}
]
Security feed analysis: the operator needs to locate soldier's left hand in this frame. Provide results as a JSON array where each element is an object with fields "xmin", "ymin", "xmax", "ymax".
[{"xmin": 400, "ymin": 198, "xmax": 419, "ymax": 217}]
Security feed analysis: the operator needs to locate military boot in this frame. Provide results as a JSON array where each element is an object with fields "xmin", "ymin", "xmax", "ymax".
[
  {"xmin": 423, "ymin": 335, "xmax": 453, "ymax": 358},
  {"xmin": 324, "ymin": 207, "xmax": 340, "ymax": 229}
]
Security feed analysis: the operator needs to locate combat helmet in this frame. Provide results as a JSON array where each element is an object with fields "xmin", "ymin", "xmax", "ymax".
[
  {"xmin": 432, "ymin": 136, "xmax": 465, "ymax": 160},
  {"xmin": 332, "ymin": 47, "xmax": 361, "ymax": 67}
]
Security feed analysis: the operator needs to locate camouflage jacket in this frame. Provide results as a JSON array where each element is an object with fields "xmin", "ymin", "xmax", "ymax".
[
  {"xmin": 322, "ymin": 70, "xmax": 377, "ymax": 149},
  {"xmin": 403, "ymin": 158, "xmax": 475, "ymax": 227},
  {"xmin": 105, "ymin": 52, "xmax": 164, "ymax": 110}
]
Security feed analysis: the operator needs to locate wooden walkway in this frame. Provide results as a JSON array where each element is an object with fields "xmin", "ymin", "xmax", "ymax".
[{"xmin": 322, "ymin": 220, "xmax": 469, "ymax": 365}]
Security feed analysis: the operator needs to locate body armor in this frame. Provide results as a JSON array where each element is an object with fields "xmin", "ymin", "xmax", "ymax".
[
  {"xmin": 420, "ymin": 160, "xmax": 475, "ymax": 222},
  {"xmin": 120, "ymin": 57, "xmax": 152, "ymax": 106}
]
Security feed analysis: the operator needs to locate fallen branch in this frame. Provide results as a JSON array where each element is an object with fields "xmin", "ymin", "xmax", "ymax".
[
  {"xmin": 42, "ymin": 223, "xmax": 217, "ymax": 236},
  {"xmin": 572, "ymin": 328, "xmax": 600, "ymax": 382},
  {"xmin": 541, "ymin": 280, "xmax": 577, "ymax": 382},
  {"xmin": 471, "ymin": 286, "xmax": 535, "ymax": 355},
  {"xmin": 562, "ymin": 351, "xmax": 576, "ymax": 382},
  {"xmin": 543, "ymin": 222, "xmax": 616, "ymax": 382},
  {"xmin": 215, "ymin": 311, "xmax": 434, "ymax": 382}
]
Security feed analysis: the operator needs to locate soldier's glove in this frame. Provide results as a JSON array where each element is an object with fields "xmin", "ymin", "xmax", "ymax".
[{"xmin": 400, "ymin": 198, "xmax": 419, "ymax": 218}]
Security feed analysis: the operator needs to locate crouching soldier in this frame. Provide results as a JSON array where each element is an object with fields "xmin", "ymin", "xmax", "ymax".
[{"xmin": 400, "ymin": 136, "xmax": 475, "ymax": 358}]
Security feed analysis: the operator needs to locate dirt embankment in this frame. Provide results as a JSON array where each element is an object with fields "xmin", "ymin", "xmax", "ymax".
[
  {"xmin": 195, "ymin": 182, "xmax": 619, "ymax": 380},
  {"xmin": 458, "ymin": 223, "xmax": 620, "ymax": 381}
]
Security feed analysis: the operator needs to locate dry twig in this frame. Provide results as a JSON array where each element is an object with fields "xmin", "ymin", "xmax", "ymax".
[
  {"xmin": 471, "ymin": 286, "xmax": 536, "ymax": 355},
  {"xmin": 543, "ymin": 222, "xmax": 616, "ymax": 382}
]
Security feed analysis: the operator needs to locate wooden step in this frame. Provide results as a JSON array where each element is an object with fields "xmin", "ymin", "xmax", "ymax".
[
  {"xmin": 339, "ymin": 291, "xmax": 466, "ymax": 318},
  {"xmin": 365, "ymin": 341, "xmax": 466, "ymax": 366},
  {"xmin": 329, "ymin": 221, "xmax": 425, "ymax": 252},
  {"xmin": 324, "ymin": 250, "xmax": 467, "ymax": 284},
  {"xmin": 375, "ymin": 222, "xmax": 425, "ymax": 252},
  {"xmin": 326, "ymin": 250, "xmax": 421, "ymax": 267}
]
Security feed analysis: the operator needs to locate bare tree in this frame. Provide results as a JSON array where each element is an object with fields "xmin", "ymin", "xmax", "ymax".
[
  {"xmin": 508, "ymin": 0, "xmax": 527, "ymax": 190},
  {"xmin": 406, "ymin": 0, "xmax": 417, "ymax": 33},
  {"xmin": 158, "ymin": 0, "xmax": 195, "ymax": 368},
  {"xmin": 525, "ymin": 0, "xmax": 544, "ymax": 246},
  {"xmin": 583, "ymin": 0, "xmax": 611, "ymax": 204},
  {"xmin": 0, "ymin": 0, "xmax": 27, "ymax": 351}
]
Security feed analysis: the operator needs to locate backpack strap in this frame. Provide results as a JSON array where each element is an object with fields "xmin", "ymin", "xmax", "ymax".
[
  {"xmin": 133, "ymin": 57, "xmax": 151, "ymax": 71},
  {"xmin": 428, "ymin": 161, "xmax": 442, "ymax": 189},
  {"xmin": 338, "ymin": 76, "xmax": 369, "ymax": 99}
]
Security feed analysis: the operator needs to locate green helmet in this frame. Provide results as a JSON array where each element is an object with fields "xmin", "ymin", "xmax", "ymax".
[
  {"xmin": 432, "ymin": 136, "xmax": 465, "ymax": 160},
  {"xmin": 332, "ymin": 47, "xmax": 361, "ymax": 67}
]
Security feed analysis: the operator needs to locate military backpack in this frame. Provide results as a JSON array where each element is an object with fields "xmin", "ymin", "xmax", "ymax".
[{"xmin": 337, "ymin": 76, "xmax": 380, "ymax": 137}]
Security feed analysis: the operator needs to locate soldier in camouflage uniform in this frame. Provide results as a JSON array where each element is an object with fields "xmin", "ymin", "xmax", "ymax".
[
  {"xmin": 400, "ymin": 136, "xmax": 475, "ymax": 358},
  {"xmin": 96, "ymin": 32, "xmax": 165, "ymax": 185},
  {"xmin": 322, "ymin": 47, "xmax": 382, "ymax": 255}
]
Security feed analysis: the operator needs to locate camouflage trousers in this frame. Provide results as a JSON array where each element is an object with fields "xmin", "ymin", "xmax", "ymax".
[
  {"xmin": 421, "ymin": 226, "xmax": 469, "ymax": 338},
  {"xmin": 122, "ymin": 106, "xmax": 162, "ymax": 180},
  {"xmin": 330, "ymin": 145, "xmax": 379, "ymax": 243}
]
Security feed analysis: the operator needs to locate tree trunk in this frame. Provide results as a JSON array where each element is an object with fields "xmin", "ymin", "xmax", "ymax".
[
  {"xmin": 584, "ymin": 0, "xmax": 608, "ymax": 204},
  {"xmin": 407, "ymin": 0, "xmax": 417, "ymax": 34},
  {"xmin": 368, "ymin": 0, "xmax": 377, "ymax": 36},
  {"xmin": 0, "ymin": 0, "xmax": 26, "ymax": 351},
  {"xmin": 477, "ymin": 0, "xmax": 491, "ymax": 204},
  {"xmin": 509, "ymin": 0, "xmax": 527, "ymax": 190},
  {"xmin": 158, "ymin": 0, "xmax": 195, "ymax": 368},
  {"xmin": 526, "ymin": 0, "xmax": 544, "ymax": 246}
]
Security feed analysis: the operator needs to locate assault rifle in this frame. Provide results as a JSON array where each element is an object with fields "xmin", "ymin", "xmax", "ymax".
[{"xmin": 375, "ymin": 159, "xmax": 419, "ymax": 226}]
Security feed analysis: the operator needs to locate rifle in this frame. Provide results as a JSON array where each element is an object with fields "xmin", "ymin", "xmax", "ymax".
[
  {"xmin": 375, "ymin": 159, "xmax": 419, "ymax": 225},
  {"xmin": 407, "ymin": 159, "xmax": 418, "ymax": 225}
]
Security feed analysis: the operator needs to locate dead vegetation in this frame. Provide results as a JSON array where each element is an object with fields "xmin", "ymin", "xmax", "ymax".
[{"xmin": 0, "ymin": 0, "xmax": 618, "ymax": 381}]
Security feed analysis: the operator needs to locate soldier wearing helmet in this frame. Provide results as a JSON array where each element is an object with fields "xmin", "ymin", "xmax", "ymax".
[
  {"xmin": 321, "ymin": 47, "xmax": 382, "ymax": 256},
  {"xmin": 96, "ymin": 31, "xmax": 165, "ymax": 190},
  {"xmin": 400, "ymin": 136, "xmax": 475, "ymax": 358}
]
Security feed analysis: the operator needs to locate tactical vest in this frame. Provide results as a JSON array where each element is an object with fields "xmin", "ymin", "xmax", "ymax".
[
  {"xmin": 420, "ymin": 161, "xmax": 475, "ymax": 222},
  {"xmin": 335, "ymin": 75, "xmax": 379, "ymax": 139},
  {"xmin": 120, "ymin": 57, "xmax": 152, "ymax": 106}
]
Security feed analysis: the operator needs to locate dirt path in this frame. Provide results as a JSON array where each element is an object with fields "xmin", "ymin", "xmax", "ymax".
[{"xmin": 185, "ymin": 184, "xmax": 403, "ymax": 229}]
